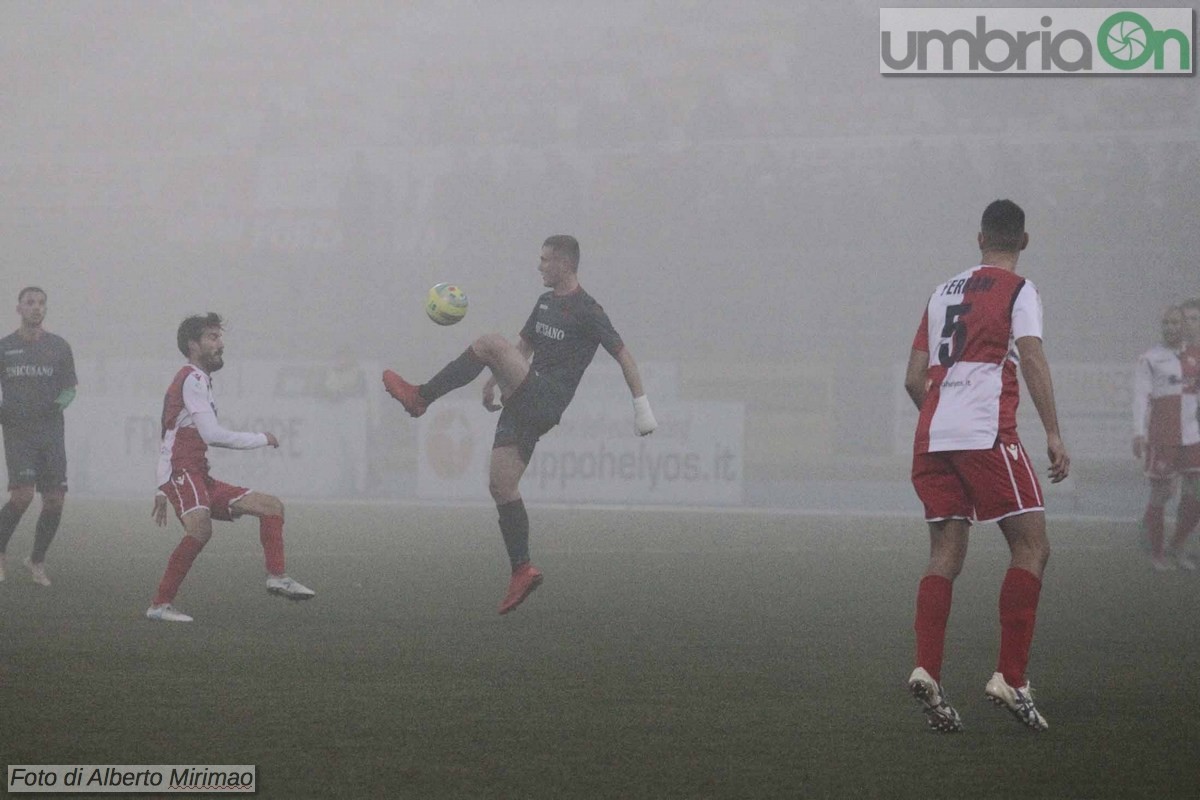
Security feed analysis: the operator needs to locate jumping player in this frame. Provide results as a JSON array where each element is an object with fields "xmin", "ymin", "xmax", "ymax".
[
  {"xmin": 146, "ymin": 313, "xmax": 315, "ymax": 623},
  {"xmin": 1134, "ymin": 302, "xmax": 1200, "ymax": 570},
  {"xmin": 904, "ymin": 200, "xmax": 1070, "ymax": 732},
  {"xmin": 382, "ymin": 235, "xmax": 657, "ymax": 614},
  {"xmin": 0, "ymin": 287, "xmax": 76, "ymax": 586}
]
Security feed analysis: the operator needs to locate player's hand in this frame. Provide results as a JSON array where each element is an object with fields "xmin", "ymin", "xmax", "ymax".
[
  {"xmin": 1132, "ymin": 435, "xmax": 1145, "ymax": 459},
  {"xmin": 633, "ymin": 395, "xmax": 657, "ymax": 436},
  {"xmin": 482, "ymin": 382, "xmax": 502, "ymax": 413},
  {"xmin": 1046, "ymin": 433, "xmax": 1070, "ymax": 483},
  {"xmin": 265, "ymin": 432, "xmax": 280, "ymax": 448},
  {"xmin": 152, "ymin": 494, "xmax": 168, "ymax": 527}
]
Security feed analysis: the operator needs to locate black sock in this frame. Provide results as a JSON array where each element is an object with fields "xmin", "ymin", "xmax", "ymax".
[
  {"xmin": 0, "ymin": 502, "xmax": 24, "ymax": 553},
  {"xmin": 32, "ymin": 507, "xmax": 63, "ymax": 562},
  {"xmin": 420, "ymin": 347, "xmax": 486, "ymax": 403},
  {"xmin": 497, "ymin": 499, "xmax": 530, "ymax": 570}
]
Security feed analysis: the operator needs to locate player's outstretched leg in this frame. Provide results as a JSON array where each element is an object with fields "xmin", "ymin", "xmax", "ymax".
[
  {"xmin": 236, "ymin": 495, "xmax": 315, "ymax": 600},
  {"xmin": 382, "ymin": 370, "xmax": 428, "ymax": 417}
]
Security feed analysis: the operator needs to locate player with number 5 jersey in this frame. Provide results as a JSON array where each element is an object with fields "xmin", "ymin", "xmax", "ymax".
[{"xmin": 903, "ymin": 200, "xmax": 1070, "ymax": 734}]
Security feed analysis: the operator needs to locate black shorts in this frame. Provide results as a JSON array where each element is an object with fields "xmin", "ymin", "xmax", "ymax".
[
  {"xmin": 3, "ymin": 419, "xmax": 68, "ymax": 493},
  {"xmin": 493, "ymin": 370, "xmax": 571, "ymax": 463}
]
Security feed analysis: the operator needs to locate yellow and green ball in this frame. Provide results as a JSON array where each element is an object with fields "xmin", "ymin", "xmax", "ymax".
[{"xmin": 426, "ymin": 283, "xmax": 468, "ymax": 326}]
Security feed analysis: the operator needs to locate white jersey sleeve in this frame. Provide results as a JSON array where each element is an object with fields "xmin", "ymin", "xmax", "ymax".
[
  {"xmin": 1010, "ymin": 280, "xmax": 1043, "ymax": 341},
  {"xmin": 181, "ymin": 373, "xmax": 269, "ymax": 450},
  {"xmin": 1132, "ymin": 353, "xmax": 1152, "ymax": 437}
]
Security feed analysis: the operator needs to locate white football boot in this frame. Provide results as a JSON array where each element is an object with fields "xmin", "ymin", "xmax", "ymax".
[
  {"xmin": 908, "ymin": 667, "xmax": 963, "ymax": 733},
  {"xmin": 985, "ymin": 672, "xmax": 1049, "ymax": 731},
  {"xmin": 24, "ymin": 557, "xmax": 51, "ymax": 586},
  {"xmin": 266, "ymin": 575, "xmax": 316, "ymax": 600},
  {"xmin": 145, "ymin": 603, "xmax": 194, "ymax": 623}
]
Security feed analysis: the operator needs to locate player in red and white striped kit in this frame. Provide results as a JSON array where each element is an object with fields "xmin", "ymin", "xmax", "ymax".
[
  {"xmin": 1134, "ymin": 303, "xmax": 1200, "ymax": 571},
  {"xmin": 145, "ymin": 313, "xmax": 315, "ymax": 623},
  {"xmin": 903, "ymin": 200, "xmax": 1069, "ymax": 733}
]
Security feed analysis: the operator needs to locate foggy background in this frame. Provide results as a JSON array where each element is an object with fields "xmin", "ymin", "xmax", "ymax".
[{"xmin": 2, "ymin": 1, "xmax": 1197, "ymax": 509}]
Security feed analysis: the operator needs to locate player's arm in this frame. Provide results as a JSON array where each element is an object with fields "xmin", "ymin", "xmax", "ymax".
[
  {"xmin": 152, "ymin": 490, "xmax": 168, "ymax": 527},
  {"xmin": 56, "ymin": 342, "xmax": 78, "ymax": 411},
  {"xmin": 53, "ymin": 386, "xmax": 76, "ymax": 411},
  {"xmin": 191, "ymin": 409, "xmax": 277, "ymax": 449},
  {"xmin": 612, "ymin": 346, "xmax": 656, "ymax": 436},
  {"xmin": 905, "ymin": 307, "xmax": 931, "ymax": 410},
  {"xmin": 181, "ymin": 371, "xmax": 277, "ymax": 449},
  {"xmin": 1131, "ymin": 355, "xmax": 1152, "ymax": 458},
  {"xmin": 1016, "ymin": 335, "xmax": 1070, "ymax": 483},
  {"xmin": 904, "ymin": 348, "xmax": 929, "ymax": 410}
]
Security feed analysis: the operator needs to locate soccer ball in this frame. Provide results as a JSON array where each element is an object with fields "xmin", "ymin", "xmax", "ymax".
[{"xmin": 425, "ymin": 283, "xmax": 468, "ymax": 326}]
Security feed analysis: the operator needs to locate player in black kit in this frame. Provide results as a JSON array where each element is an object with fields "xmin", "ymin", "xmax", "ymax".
[
  {"xmin": 383, "ymin": 235, "xmax": 658, "ymax": 614},
  {"xmin": 0, "ymin": 287, "xmax": 77, "ymax": 586}
]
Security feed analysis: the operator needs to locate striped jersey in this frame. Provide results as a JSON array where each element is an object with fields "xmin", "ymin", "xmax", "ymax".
[
  {"xmin": 1133, "ymin": 344, "xmax": 1200, "ymax": 446},
  {"xmin": 157, "ymin": 364, "xmax": 268, "ymax": 486},
  {"xmin": 912, "ymin": 265, "xmax": 1043, "ymax": 453}
]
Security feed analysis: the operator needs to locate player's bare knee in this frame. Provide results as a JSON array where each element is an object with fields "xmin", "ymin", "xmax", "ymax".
[
  {"xmin": 928, "ymin": 553, "xmax": 965, "ymax": 580},
  {"xmin": 472, "ymin": 333, "xmax": 508, "ymax": 362},
  {"xmin": 185, "ymin": 525, "xmax": 213, "ymax": 545},
  {"xmin": 8, "ymin": 487, "xmax": 35, "ymax": 512},
  {"xmin": 42, "ymin": 492, "xmax": 65, "ymax": 513},
  {"xmin": 488, "ymin": 479, "xmax": 518, "ymax": 504}
]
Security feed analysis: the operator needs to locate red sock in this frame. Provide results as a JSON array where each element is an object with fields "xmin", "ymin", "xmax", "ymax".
[
  {"xmin": 914, "ymin": 575, "xmax": 953, "ymax": 682},
  {"xmin": 1170, "ymin": 494, "xmax": 1200, "ymax": 550},
  {"xmin": 997, "ymin": 568, "xmax": 1042, "ymax": 687},
  {"xmin": 153, "ymin": 536, "xmax": 206, "ymax": 605},
  {"xmin": 1145, "ymin": 504, "xmax": 1166, "ymax": 557},
  {"xmin": 260, "ymin": 515, "xmax": 285, "ymax": 575}
]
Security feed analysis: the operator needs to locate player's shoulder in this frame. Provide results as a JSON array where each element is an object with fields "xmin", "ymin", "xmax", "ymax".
[
  {"xmin": 0, "ymin": 330, "xmax": 18, "ymax": 349},
  {"xmin": 565, "ymin": 286, "xmax": 604, "ymax": 312},
  {"xmin": 41, "ymin": 331, "xmax": 73, "ymax": 349},
  {"xmin": 171, "ymin": 363, "xmax": 207, "ymax": 388},
  {"xmin": 1140, "ymin": 344, "xmax": 1174, "ymax": 363}
]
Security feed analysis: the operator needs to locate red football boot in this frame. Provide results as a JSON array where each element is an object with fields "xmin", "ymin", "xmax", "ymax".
[
  {"xmin": 382, "ymin": 370, "xmax": 428, "ymax": 417},
  {"xmin": 498, "ymin": 562, "xmax": 543, "ymax": 615}
]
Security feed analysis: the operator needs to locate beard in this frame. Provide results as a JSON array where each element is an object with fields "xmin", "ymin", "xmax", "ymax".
[{"xmin": 204, "ymin": 353, "xmax": 225, "ymax": 373}]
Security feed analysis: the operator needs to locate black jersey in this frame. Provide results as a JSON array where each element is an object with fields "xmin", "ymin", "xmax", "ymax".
[
  {"xmin": 519, "ymin": 287, "xmax": 624, "ymax": 404},
  {"xmin": 0, "ymin": 330, "xmax": 77, "ymax": 426}
]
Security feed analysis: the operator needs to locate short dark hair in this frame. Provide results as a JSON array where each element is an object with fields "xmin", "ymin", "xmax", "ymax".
[
  {"xmin": 18, "ymin": 286, "xmax": 46, "ymax": 303},
  {"xmin": 543, "ymin": 235, "xmax": 580, "ymax": 270},
  {"xmin": 980, "ymin": 199, "xmax": 1025, "ymax": 253},
  {"xmin": 177, "ymin": 313, "xmax": 223, "ymax": 357}
]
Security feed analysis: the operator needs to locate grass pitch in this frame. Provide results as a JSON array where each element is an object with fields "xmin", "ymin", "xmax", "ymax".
[{"xmin": 2, "ymin": 500, "xmax": 1197, "ymax": 799}]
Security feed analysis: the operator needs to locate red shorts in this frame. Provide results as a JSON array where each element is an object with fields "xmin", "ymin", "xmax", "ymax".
[
  {"xmin": 1143, "ymin": 443, "xmax": 1200, "ymax": 480},
  {"xmin": 160, "ymin": 468, "xmax": 251, "ymax": 522},
  {"xmin": 912, "ymin": 438, "xmax": 1044, "ymax": 524}
]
